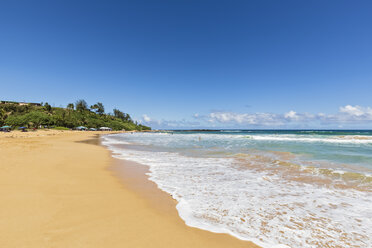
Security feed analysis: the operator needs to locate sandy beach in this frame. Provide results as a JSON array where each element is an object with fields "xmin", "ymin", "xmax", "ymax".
[{"xmin": 0, "ymin": 130, "xmax": 259, "ymax": 248}]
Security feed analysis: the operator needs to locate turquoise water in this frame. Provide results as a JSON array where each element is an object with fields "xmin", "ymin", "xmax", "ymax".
[
  {"xmin": 124, "ymin": 130, "xmax": 372, "ymax": 173},
  {"xmin": 102, "ymin": 130, "xmax": 372, "ymax": 248}
]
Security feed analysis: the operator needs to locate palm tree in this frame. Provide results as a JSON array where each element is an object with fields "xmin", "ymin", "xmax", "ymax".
[
  {"xmin": 90, "ymin": 102, "xmax": 105, "ymax": 115},
  {"xmin": 113, "ymin": 109, "xmax": 125, "ymax": 120},
  {"xmin": 75, "ymin": 100, "xmax": 88, "ymax": 112}
]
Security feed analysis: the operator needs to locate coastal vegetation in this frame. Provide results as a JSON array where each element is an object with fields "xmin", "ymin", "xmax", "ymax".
[{"xmin": 0, "ymin": 100, "xmax": 150, "ymax": 131}]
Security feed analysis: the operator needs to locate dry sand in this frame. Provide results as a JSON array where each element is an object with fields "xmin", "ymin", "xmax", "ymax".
[{"xmin": 0, "ymin": 130, "xmax": 259, "ymax": 248}]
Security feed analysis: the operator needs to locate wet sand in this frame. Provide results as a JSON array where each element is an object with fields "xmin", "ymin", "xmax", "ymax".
[{"xmin": 0, "ymin": 130, "xmax": 259, "ymax": 248}]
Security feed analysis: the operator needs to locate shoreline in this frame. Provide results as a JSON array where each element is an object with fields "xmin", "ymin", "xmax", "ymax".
[
  {"xmin": 102, "ymin": 134, "xmax": 261, "ymax": 248},
  {"xmin": 0, "ymin": 130, "xmax": 260, "ymax": 248}
]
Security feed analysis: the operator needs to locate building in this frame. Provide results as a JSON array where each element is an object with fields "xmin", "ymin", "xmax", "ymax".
[
  {"xmin": 99, "ymin": 127, "xmax": 112, "ymax": 131},
  {"xmin": 0, "ymin": 101, "xmax": 42, "ymax": 106}
]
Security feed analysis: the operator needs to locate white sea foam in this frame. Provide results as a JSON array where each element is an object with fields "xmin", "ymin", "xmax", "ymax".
[
  {"xmin": 245, "ymin": 134, "xmax": 372, "ymax": 144},
  {"xmin": 102, "ymin": 134, "xmax": 372, "ymax": 248}
]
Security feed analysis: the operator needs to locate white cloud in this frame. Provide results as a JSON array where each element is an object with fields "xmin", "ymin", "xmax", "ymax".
[
  {"xmin": 207, "ymin": 112, "xmax": 283, "ymax": 126},
  {"xmin": 339, "ymin": 105, "xmax": 364, "ymax": 116},
  {"xmin": 143, "ymin": 105, "xmax": 372, "ymax": 129},
  {"xmin": 284, "ymin": 110, "xmax": 299, "ymax": 120},
  {"xmin": 142, "ymin": 114, "xmax": 201, "ymax": 129},
  {"xmin": 142, "ymin": 114, "xmax": 152, "ymax": 122},
  {"xmin": 193, "ymin": 105, "xmax": 372, "ymax": 127},
  {"xmin": 142, "ymin": 114, "xmax": 162, "ymax": 126},
  {"xmin": 339, "ymin": 105, "xmax": 372, "ymax": 118}
]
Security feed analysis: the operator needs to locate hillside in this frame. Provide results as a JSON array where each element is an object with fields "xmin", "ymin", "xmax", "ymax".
[{"xmin": 0, "ymin": 100, "xmax": 150, "ymax": 131}]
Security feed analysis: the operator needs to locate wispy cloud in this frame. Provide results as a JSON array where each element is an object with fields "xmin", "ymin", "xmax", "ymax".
[
  {"xmin": 338, "ymin": 105, "xmax": 372, "ymax": 120},
  {"xmin": 141, "ymin": 114, "xmax": 201, "ymax": 129},
  {"xmin": 207, "ymin": 112, "xmax": 283, "ymax": 125},
  {"xmin": 142, "ymin": 114, "xmax": 152, "ymax": 122},
  {"xmin": 196, "ymin": 105, "xmax": 372, "ymax": 128},
  {"xmin": 142, "ymin": 105, "xmax": 372, "ymax": 129}
]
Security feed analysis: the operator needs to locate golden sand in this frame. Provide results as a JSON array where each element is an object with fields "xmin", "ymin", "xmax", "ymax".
[{"xmin": 0, "ymin": 130, "xmax": 259, "ymax": 248}]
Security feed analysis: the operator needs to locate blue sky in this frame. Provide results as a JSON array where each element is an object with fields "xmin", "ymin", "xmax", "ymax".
[{"xmin": 1, "ymin": 0, "xmax": 372, "ymax": 129}]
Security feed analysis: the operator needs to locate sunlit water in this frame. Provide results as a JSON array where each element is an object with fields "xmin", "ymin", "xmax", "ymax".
[{"xmin": 102, "ymin": 130, "xmax": 372, "ymax": 248}]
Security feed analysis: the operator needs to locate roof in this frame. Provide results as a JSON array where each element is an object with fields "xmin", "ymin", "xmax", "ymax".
[{"xmin": 0, "ymin": 100, "xmax": 41, "ymax": 106}]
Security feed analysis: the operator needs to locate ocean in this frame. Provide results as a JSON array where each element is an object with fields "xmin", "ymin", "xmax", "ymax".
[{"xmin": 102, "ymin": 130, "xmax": 372, "ymax": 248}]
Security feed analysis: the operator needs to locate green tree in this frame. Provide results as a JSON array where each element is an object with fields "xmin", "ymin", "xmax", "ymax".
[
  {"xmin": 113, "ymin": 109, "xmax": 133, "ymax": 122},
  {"xmin": 113, "ymin": 109, "xmax": 125, "ymax": 120},
  {"xmin": 75, "ymin": 99, "xmax": 88, "ymax": 112},
  {"xmin": 23, "ymin": 111, "xmax": 52, "ymax": 128},
  {"xmin": 125, "ymin": 113, "xmax": 132, "ymax": 122},
  {"xmin": 44, "ymin": 102, "xmax": 52, "ymax": 112},
  {"xmin": 0, "ymin": 108, "xmax": 7, "ymax": 125},
  {"xmin": 4, "ymin": 115, "xmax": 26, "ymax": 127},
  {"xmin": 67, "ymin": 103, "xmax": 74, "ymax": 110},
  {"xmin": 90, "ymin": 102, "xmax": 105, "ymax": 115},
  {"xmin": 1, "ymin": 100, "xmax": 150, "ymax": 131}
]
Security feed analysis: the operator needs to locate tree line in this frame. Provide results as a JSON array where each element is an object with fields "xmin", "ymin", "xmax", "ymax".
[{"xmin": 0, "ymin": 100, "xmax": 150, "ymax": 131}]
